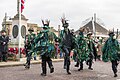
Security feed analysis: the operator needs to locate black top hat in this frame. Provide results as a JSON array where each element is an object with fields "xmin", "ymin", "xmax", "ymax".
[
  {"xmin": 41, "ymin": 20, "xmax": 50, "ymax": 29},
  {"xmin": 87, "ymin": 32, "xmax": 92, "ymax": 36},
  {"xmin": 28, "ymin": 28, "xmax": 34, "ymax": 32},
  {"xmin": 108, "ymin": 31, "xmax": 114, "ymax": 36}
]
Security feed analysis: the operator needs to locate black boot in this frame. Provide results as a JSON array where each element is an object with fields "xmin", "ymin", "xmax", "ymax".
[
  {"xmin": 50, "ymin": 66, "xmax": 54, "ymax": 73},
  {"xmin": 47, "ymin": 60, "xmax": 54, "ymax": 73},
  {"xmin": 88, "ymin": 67, "xmax": 93, "ymax": 70},
  {"xmin": 41, "ymin": 73, "xmax": 46, "ymax": 76},
  {"xmin": 88, "ymin": 60, "xmax": 93, "ymax": 70},
  {"xmin": 114, "ymin": 73, "xmax": 117, "ymax": 77},
  {"xmin": 78, "ymin": 68, "xmax": 83, "ymax": 71},
  {"xmin": 67, "ymin": 70, "xmax": 71, "ymax": 74},
  {"xmin": 75, "ymin": 61, "xmax": 79, "ymax": 67},
  {"xmin": 78, "ymin": 67, "xmax": 83, "ymax": 71},
  {"xmin": 25, "ymin": 64, "xmax": 30, "ymax": 69},
  {"xmin": 24, "ymin": 62, "xmax": 30, "ymax": 69}
]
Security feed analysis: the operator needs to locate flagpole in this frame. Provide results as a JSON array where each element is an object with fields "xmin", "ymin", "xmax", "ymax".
[
  {"xmin": 18, "ymin": 0, "xmax": 22, "ymax": 61},
  {"xmin": 92, "ymin": 13, "xmax": 96, "ymax": 40},
  {"xmin": 94, "ymin": 13, "xmax": 96, "ymax": 40}
]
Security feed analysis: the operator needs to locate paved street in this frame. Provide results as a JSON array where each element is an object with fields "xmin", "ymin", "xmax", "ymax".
[{"xmin": 0, "ymin": 60, "xmax": 120, "ymax": 80}]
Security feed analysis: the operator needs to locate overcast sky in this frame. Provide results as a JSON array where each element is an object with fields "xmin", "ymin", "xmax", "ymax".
[{"xmin": 0, "ymin": 0, "xmax": 120, "ymax": 31}]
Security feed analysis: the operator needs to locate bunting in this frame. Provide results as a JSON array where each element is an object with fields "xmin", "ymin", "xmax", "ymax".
[{"xmin": 21, "ymin": 0, "xmax": 25, "ymax": 13}]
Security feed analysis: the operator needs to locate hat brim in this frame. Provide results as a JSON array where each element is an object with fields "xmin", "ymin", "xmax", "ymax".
[
  {"xmin": 28, "ymin": 30, "xmax": 34, "ymax": 32},
  {"xmin": 108, "ymin": 32, "xmax": 114, "ymax": 36},
  {"xmin": 1, "ymin": 30, "xmax": 6, "ymax": 33},
  {"xmin": 43, "ymin": 26, "xmax": 50, "ymax": 29},
  {"xmin": 87, "ymin": 33, "xmax": 92, "ymax": 36}
]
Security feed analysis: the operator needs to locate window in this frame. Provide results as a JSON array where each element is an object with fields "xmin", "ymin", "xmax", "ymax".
[
  {"xmin": 12, "ymin": 25, "xmax": 18, "ymax": 38},
  {"xmin": 21, "ymin": 25, "xmax": 26, "ymax": 38}
]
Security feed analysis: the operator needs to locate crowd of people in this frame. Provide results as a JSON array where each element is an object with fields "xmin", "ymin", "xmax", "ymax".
[
  {"xmin": 0, "ymin": 17, "xmax": 120, "ymax": 77},
  {"xmin": 23, "ymin": 17, "xmax": 120, "ymax": 77}
]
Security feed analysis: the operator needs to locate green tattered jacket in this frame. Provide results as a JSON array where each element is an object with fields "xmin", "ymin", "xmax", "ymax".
[
  {"xmin": 102, "ymin": 37, "xmax": 119, "ymax": 62},
  {"xmin": 34, "ymin": 29, "xmax": 57, "ymax": 57},
  {"xmin": 77, "ymin": 35, "xmax": 89, "ymax": 61}
]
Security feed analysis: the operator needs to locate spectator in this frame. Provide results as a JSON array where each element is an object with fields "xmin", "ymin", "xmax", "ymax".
[{"xmin": 0, "ymin": 30, "xmax": 9, "ymax": 62}]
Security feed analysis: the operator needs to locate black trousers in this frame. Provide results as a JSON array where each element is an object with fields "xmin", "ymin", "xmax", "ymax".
[
  {"xmin": 86, "ymin": 53, "xmax": 94, "ymax": 69},
  {"xmin": 63, "ymin": 47, "xmax": 71, "ymax": 72},
  {"xmin": 25, "ymin": 50, "xmax": 32, "ymax": 67},
  {"xmin": 0, "ymin": 52, "xmax": 8, "ymax": 61},
  {"xmin": 87, "ymin": 59, "xmax": 93, "ymax": 68},
  {"xmin": 111, "ymin": 60, "xmax": 118, "ymax": 74},
  {"xmin": 79, "ymin": 60, "xmax": 84, "ymax": 69},
  {"xmin": 75, "ymin": 60, "xmax": 79, "ymax": 66},
  {"xmin": 41, "ymin": 55, "xmax": 53, "ymax": 74},
  {"xmin": 0, "ymin": 52, "xmax": 2, "ymax": 61}
]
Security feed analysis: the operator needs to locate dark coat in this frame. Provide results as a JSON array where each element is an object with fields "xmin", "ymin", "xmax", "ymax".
[
  {"xmin": 0, "ymin": 36, "xmax": 9, "ymax": 52},
  {"xmin": 60, "ymin": 29, "xmax": 73, "ymax": 49}
]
